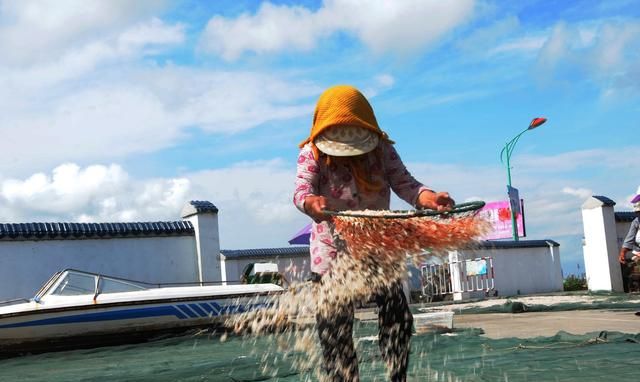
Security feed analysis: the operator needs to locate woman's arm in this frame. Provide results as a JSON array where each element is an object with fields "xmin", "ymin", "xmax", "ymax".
[
  {"xmin": 384, "ymin": 144, "xmax": 453, "ymax": 210},
  {"xmin": 294, "ymin": 145, "xmax": 329, "ymax": 222}
]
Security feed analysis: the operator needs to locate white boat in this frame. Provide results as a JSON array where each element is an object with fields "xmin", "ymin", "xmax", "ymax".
[{"xmin": 0, "ymin": 269, "xmax": 282, "ymax": 356}]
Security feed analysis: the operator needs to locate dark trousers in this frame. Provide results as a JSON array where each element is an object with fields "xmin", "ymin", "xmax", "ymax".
[{"xmin": 316, "ymin": 283, "xmax": 413, "ymax": 382}]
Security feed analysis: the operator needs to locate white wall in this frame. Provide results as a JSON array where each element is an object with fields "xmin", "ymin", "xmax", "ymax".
[
  {"xmin": 0, "ymin": 236, "xmax": 198, "ymax": 301},
  {"xmin": 0, "ymin": 200, "xmax": 222, "ymax": 301},
  {"xmin": 221, "ymin": 255, "xmax": 311, "ymax": 285},
  {"xmin": 456, "ymin": 243, "xmax": 563, "ymax": 297}
]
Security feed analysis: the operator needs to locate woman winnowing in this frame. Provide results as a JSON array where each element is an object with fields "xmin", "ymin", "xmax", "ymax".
[{"xmin": 293, "ymin": 85, "xmax": 454, "ymax": 382}]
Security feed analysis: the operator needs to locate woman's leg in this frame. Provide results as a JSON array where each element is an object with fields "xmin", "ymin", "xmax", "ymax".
[
  {"xmin": 376, "ymin": 283, "xmax": 413, "ymax": 382},
  {"xmin": 316, "ymin": 303, "xmax": 359, "ymax": 382}
]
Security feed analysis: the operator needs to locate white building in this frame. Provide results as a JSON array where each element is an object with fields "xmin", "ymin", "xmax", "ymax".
[
  {"xmin": 448, "ymin": 240, "xmax": 562, "ymax": 299},
  {"xmin": 0, "ymin": 199, "xmax": 563, "ymax": 302},
  {"xmin": 0, "ymin": 201, "xmax": 222, "ymax": 301},
  {"xmin": 220, "ymin": 247, "xmax": 311, "ymax": 285}
]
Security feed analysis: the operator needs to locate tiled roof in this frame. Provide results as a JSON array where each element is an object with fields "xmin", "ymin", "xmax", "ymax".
[
  {"xmin": 181, "ymin": 200, "xmax": 219, "ymax": 218},
  {"xmin": 477, "ymin": 239, "xmax": 560, "ymax": 249},
  {"xmin": 221, "ymin": 247, "xmax": 310, "ymax": 259},
  {"xmin": 615, "ymin": 212, "xmax": 637, "ymax": 223},
  {"xmin": 0, "ymin": 221, "xmax": 194, "ymax": 241},
  {"xmin": 220, "ymin": 240, "xmax": 560, "ymax": 260}
]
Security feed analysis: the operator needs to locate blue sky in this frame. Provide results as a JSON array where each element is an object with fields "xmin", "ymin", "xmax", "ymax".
[{"xmin": 0, "ymin": 0, "xmax": 639, "ymax": 277}]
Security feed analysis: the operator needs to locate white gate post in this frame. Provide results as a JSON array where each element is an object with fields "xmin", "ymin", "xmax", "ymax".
[
  {"xmin": 581, "ymin": 196, "xmax": 624, "ymax": 292},
  {"xmin": 182, "ymin": 201, "xmax": 222, "ymax": 284},
  {"xmin": 448, "ymin": 250, "xmax": 469, "ymax": 301}
]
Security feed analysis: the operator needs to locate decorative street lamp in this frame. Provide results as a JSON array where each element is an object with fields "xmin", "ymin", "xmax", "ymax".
[{"xmin": 500, "ymin": 117, "xmax": 547, "ymax": 241}]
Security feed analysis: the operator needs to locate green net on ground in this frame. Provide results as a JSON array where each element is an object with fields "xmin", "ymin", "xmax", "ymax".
[
  {"xmin": 447, "ymin": 300, "xmax": 640, "ymax": 314},
  {"xmin": 411, "ymin": 292, "xmax": 640, "ymax": 315},
  {"xmin": 1, "ymin": 322, "xmax": 639, "ymax": 382}
]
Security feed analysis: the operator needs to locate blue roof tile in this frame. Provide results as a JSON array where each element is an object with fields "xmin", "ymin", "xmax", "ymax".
[
  {"xmin": 615, "ymin": 211, "xmax": 637, "ymax": 222},
  {"xmin": 220, "ymin": 240, "xmax": 560, "ymax": 260},
  {"xmin": 0, "ymin": 220, "xmax": 195, "ymax": 241},
  {"xmin": 221, "ymin": 247, "xmax": 310, "ymax": 259}
]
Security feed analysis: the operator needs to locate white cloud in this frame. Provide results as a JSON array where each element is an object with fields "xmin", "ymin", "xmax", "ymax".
[
  {"xmin": 0, "ymin": 0, "xmax": 168, "ymax": 66},
  {"xmin": 0, "ymin": 159, "xmax": 307, "ymax": 248},
  {"xmin": 0, "ymin": 5, "xmax": 194, "ymax": 175},
  {"xmin": 517, "ymin": 147, "xmax": 638, "ymax": 173},
  {"xmin": 0, "ymin": 163, "xmax": 189, "ymax": 223},
  {"xmin": 562, "ymin": 187, "xmax": 592, "ymax": 200},
  {"xmin": 457, "ymin": 15, "xmax": 522, "ymax": 54},
  {"xmin": 1, "ymin": 143, "xmax": 638, "ymax": 258},
  {"xmin": 0, "ymin": 17, "xmax": 185, "ymax": 98},
  {"xmin": 117, "ymin": 17, "xmax": 184, "ymax": 49},
  {"xmin": 187, "ymin": 159, "xmax": 298, "ymax": 220},
  {"xmin": 0, "ymin": 66, "xmax": 320, "ymax": 173},
  {"xmin": 535, "ymin": 20, "xmax": 640, "ymax": 93},
  {"xmin": 489, "ymin": 36, "xmax": 546, "ymax": 55},
  {"xmin": 362, "ymin": 74, "xmax": 395, "ymax": 97},
  {"xmin": 199, "ymin": 0, "xmax": 476, "ymax": 60}
]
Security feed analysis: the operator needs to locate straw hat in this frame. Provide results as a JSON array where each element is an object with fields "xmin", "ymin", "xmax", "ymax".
[{"xmin": 314, "ymin": 126, "xmax": 380, "ymax": 156}]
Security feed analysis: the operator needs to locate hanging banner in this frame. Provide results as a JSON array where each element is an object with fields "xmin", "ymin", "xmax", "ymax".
[
  {"xmin": 507, "ymin": 185, "xmax": 521, "ymax": 215},
  {"xmin": 478, "ymin": 200, "xmax": 526, "ymax": 240}
]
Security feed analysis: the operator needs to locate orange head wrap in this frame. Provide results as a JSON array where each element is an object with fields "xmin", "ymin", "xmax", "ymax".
[
  {"xmin": 299, "ymin": 85, "xmax": 393, "ymax": 159},
  {"xmin": 300, "ymin": 85, "xmax": 394, "ymax": 194}
]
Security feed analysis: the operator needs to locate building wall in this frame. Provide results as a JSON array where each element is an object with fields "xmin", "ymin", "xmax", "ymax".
[
  {"xmin": 0, "ymin": 201, "xmax": 221, "ymax": 302},
  {"xmin": 616, "ymin": 221, "xmax": 632, "ymax": 247},
  {"xmin": 456, "ymin": 244, "xmax": 563, "ymax": 297},
  {"xmin": 221, "ymin": 244, "xmax": 562, "ymax": 301},
  {"xmin": 0, "ymin": 236, "xmax": 198, "ymax": 301},
  {"xmin": 221, "ymin": 255, "xmax": 311, "ymax": 285}
]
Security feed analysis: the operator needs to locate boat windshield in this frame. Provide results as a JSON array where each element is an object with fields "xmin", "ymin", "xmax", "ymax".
[
  {"xmin": 48, "ymin": 270, "xmax": 147, "ymax": 297},
  {"xmin": 50, "ymin": 271, "xmax": 96, "ymax": 296},
  {"xmin": 99, "ymin": 277, "xmax": 147, "ymax": 293}
]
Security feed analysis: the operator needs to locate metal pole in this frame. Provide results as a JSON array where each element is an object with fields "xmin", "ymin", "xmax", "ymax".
[
  {"xmin": 504, "ymin": 144, "xmax": 518, "ymax": 241},
  {"xmin": 501, "ymin": 118, "xmax": 547, "ymax": 242},
  {"xmin": 501, "ymin": 128, "xmax": 527, "ymax": 242}
]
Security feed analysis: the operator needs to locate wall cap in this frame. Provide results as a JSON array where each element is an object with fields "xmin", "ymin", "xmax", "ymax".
[
  {"xmin": 181, "ymin": 200, "xmax": 219, "ymax": 218},
  {"xmin": 582, "ymin": 195, "xmax": 616, "ymax": 210}
]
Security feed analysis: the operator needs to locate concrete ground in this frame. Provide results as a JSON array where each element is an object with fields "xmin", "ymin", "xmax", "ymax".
[
  {"xmin": 454, "ymin": 310, "xmax": 640, "ymax": 339},
  {"xmin": 333, "ymin": 293, "xmax": 640, "ymax": 339}
]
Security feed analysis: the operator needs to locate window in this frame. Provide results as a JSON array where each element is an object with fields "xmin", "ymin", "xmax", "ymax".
[
  {"xmin": 51, "ymin": 272, "xmax": 96, "ymax": 296},
  {"xmin": 100, "ymin": 278, "xmax": 146, "ymax": 293}
]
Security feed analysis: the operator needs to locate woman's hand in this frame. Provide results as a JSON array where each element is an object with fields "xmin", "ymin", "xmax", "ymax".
[
  {"xmin": 304, "ymin": 195, "xmax": 331, "ymax": 222},
  {"xmin": 417, "ymin": 190, "xmax": 455, "ymax": 212}
]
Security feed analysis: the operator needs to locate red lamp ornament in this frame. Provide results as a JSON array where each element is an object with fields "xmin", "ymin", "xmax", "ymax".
[{"xmin": 528, "ymin": 117, "xmax": 547, "ymax": 130}]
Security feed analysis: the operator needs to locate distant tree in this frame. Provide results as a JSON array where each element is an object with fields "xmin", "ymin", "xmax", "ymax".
[{"xmin": 563, "ymin": 273, "xmax": 587, "ymax": 291}]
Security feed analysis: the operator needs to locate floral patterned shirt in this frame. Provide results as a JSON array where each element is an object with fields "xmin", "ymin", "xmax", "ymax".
[{"xmin": 294, "ymin": 142, "xmax": 430, "ymax": 274}]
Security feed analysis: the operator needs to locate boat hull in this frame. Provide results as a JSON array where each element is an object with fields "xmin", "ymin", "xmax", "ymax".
[{"xmin": 0, "ymin": 295, "xmax": 266, "ymax": 356}]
